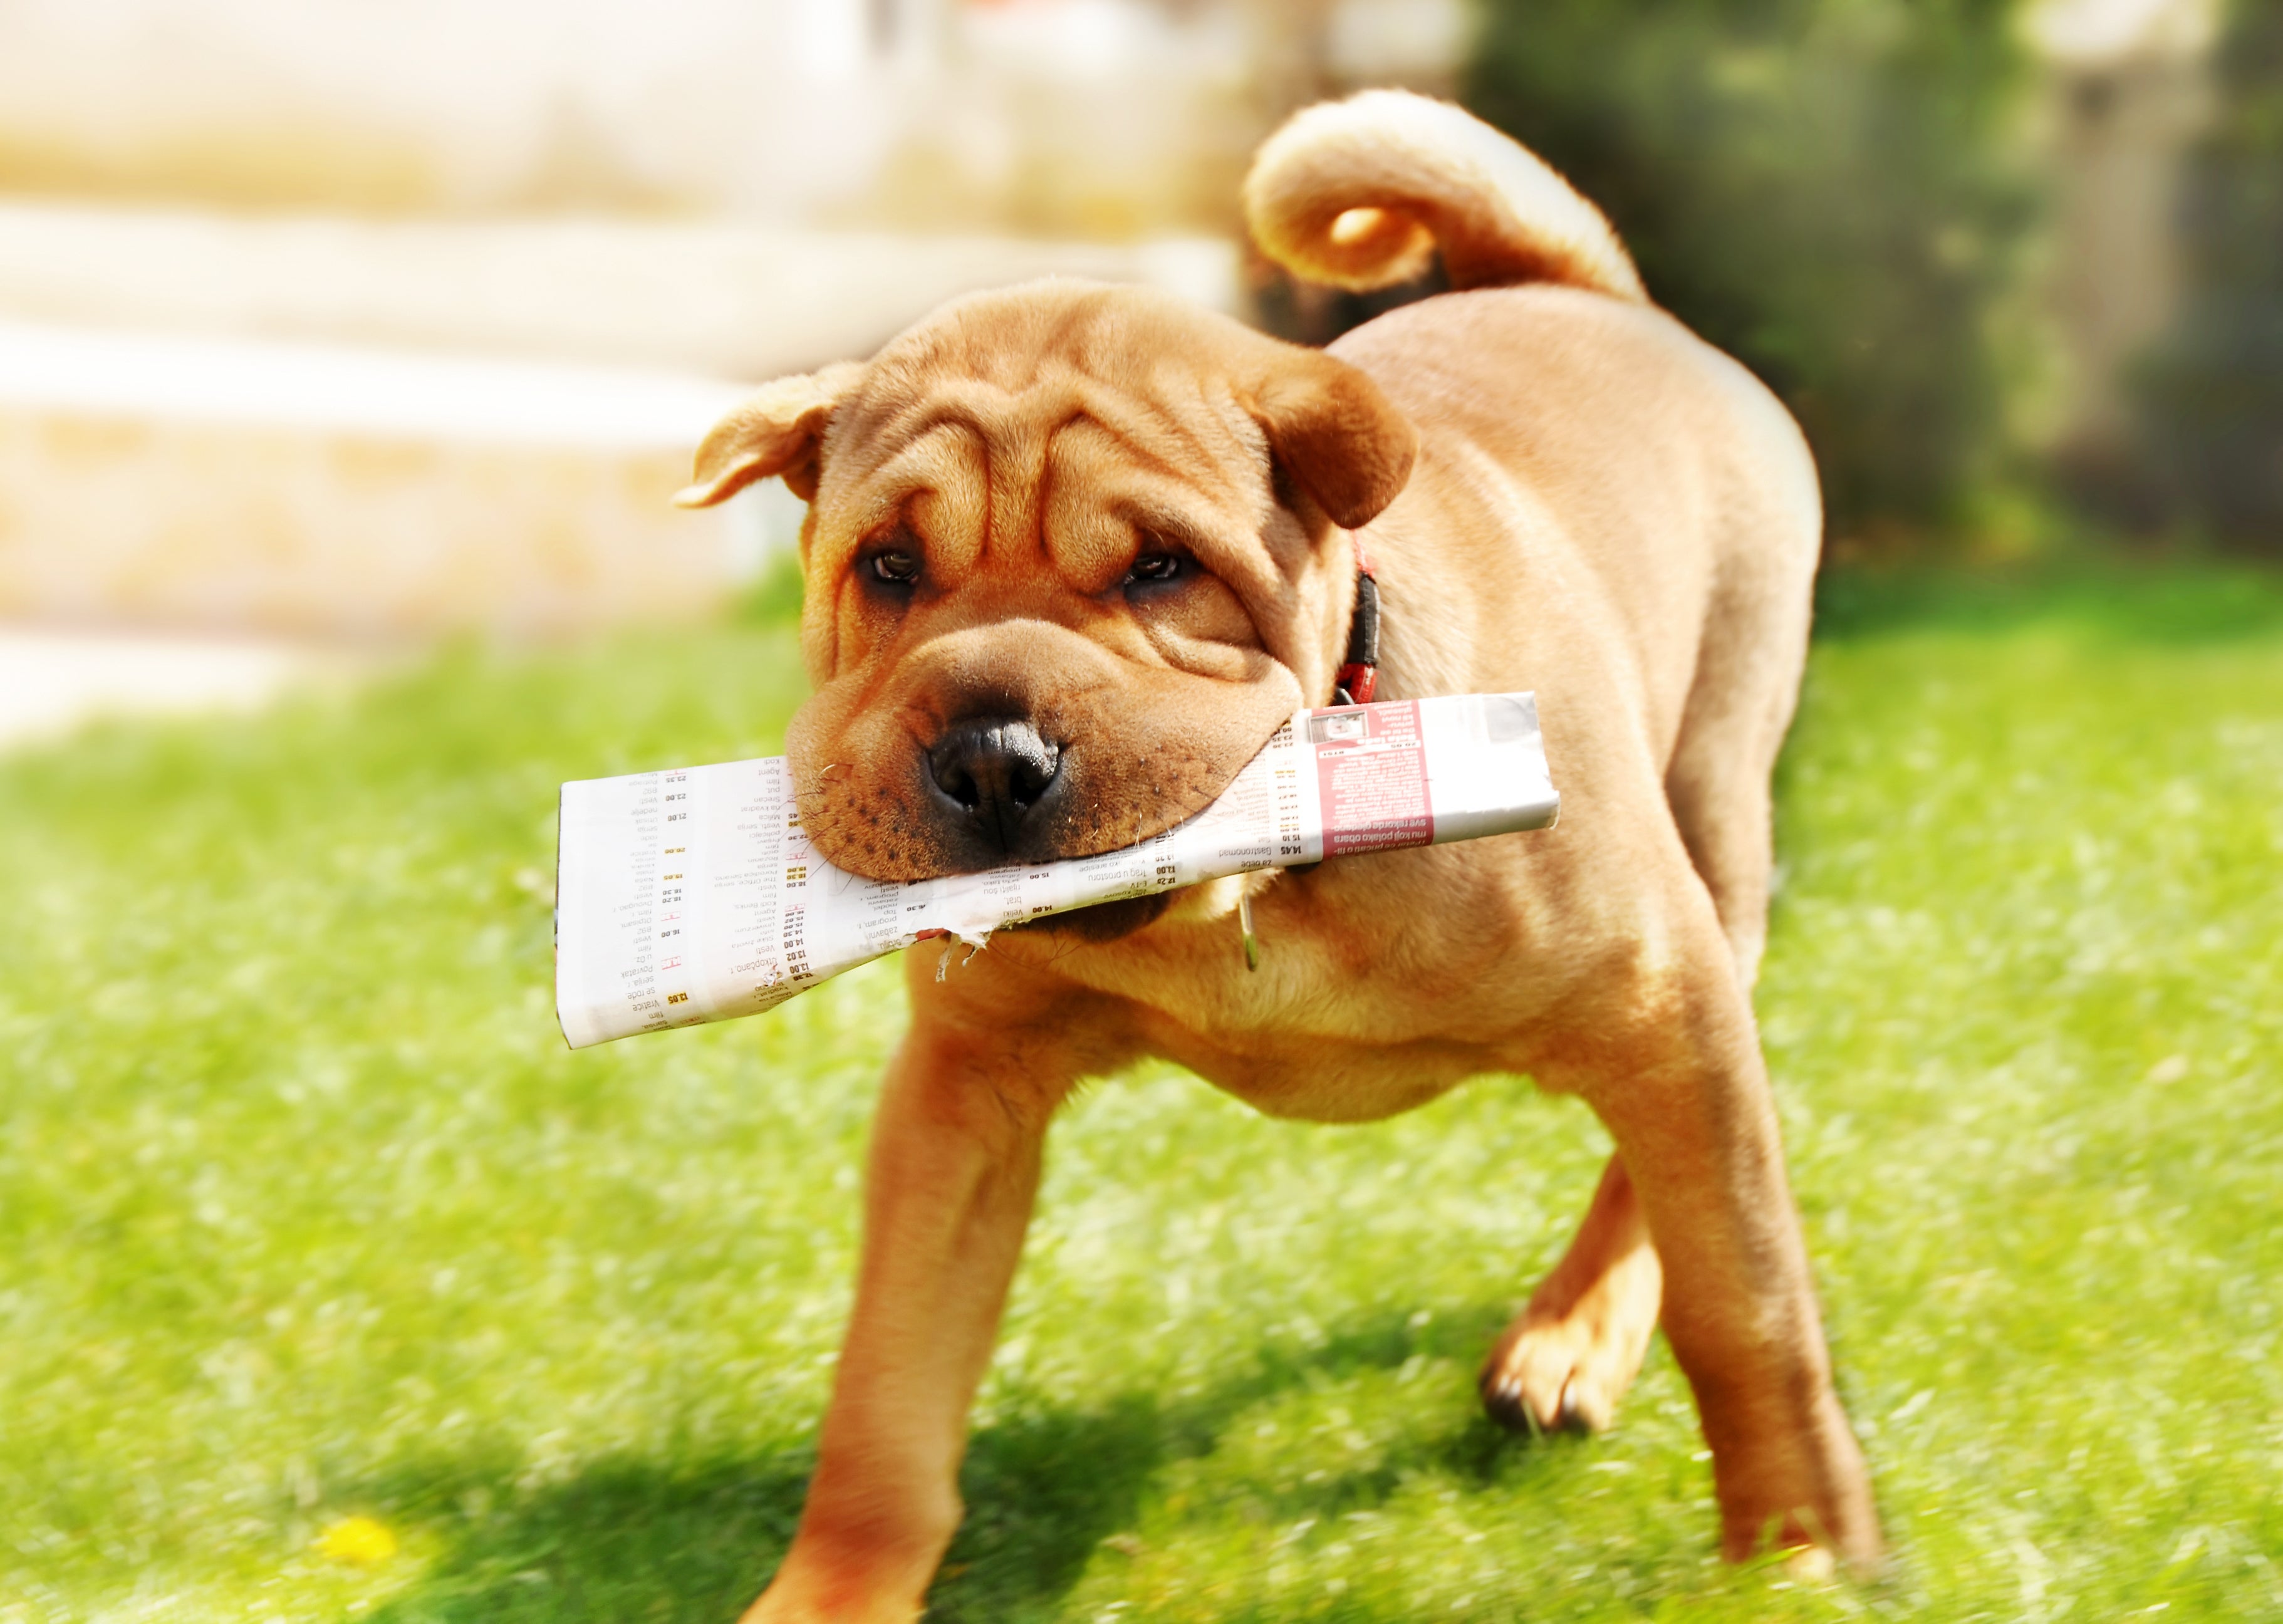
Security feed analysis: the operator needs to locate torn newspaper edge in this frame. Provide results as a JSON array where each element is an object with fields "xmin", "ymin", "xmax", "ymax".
[{"xmin": 555, "ymin": 692, "xmax": 1558, "ymax": 1049}]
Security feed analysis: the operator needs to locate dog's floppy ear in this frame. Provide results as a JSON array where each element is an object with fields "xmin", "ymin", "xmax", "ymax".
[
  {"xmin": 1247, "ymin": 350, "xmax": 1418, "ymax": 529},
  {"xmin": 674, "ymin": 361, "xmax": 866, "ymax": 508}
]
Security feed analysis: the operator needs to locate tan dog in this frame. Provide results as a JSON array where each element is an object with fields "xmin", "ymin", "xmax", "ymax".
[{"xmin": 679, "ymin": 90, "xmax": 1880, "ymax": 1620}]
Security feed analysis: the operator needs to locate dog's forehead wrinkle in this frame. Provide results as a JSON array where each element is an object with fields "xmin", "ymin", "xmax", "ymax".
[
  {"xmin": 852, "ymin": 364, "xmax": 1273, "ymax": 590},
  {"xmin": 1084, "ymin": 368, "xmax": 1247, "ymax": 480},
  {"xmin": 1045, "ymin": 408, "xmax": 1188, "ymax": 503},
  {"xmin": 875, "ymin": 293, "xmax": 1118, "ymax": 404},
  {"xmin": 876, "ymin": 286, "xmax": 1262, "ymax": 450},
  {"xmin": 823, "ymin": 425, "xmax": 985, "ymax": 561}
]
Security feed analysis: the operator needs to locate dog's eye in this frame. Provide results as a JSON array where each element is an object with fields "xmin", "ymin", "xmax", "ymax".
[
  {"xmin": 867, "ymin": 549, "xmax": 921, "ymax": 585},
  {"xmin": 1125, "ymin": 552, "xmax": 1184, "ymax": 586}
]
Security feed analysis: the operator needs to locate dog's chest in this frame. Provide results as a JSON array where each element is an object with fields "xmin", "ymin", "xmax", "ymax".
[
  {"xmin": 1147, "ymin": 1019, "xmax": 1498, "ymax": 1122},
  {"xmin": 1076, "ymin": 848, "xmax": 1576, "ymax": 1119}
]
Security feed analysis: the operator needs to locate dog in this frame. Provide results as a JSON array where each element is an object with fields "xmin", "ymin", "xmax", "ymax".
[{"xmin": 677, "ymin": 89, "xmax": 1880, "ymax": 1620}]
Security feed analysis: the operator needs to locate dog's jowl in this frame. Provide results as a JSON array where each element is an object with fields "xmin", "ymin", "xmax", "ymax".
[{"xmin": 679, "ymin": 88, "xmax": 1880, "ymax": 1621}]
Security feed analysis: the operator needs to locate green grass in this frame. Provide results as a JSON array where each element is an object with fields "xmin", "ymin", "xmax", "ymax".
[{"xmin": 4, "ymin": 565, "xmax": 2281, "ymax": 1622}]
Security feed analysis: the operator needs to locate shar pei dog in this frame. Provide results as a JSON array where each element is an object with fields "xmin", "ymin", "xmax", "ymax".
[{"xmin": 677, "ymin": 88, "xmax": 1879, "ymax": 1621}]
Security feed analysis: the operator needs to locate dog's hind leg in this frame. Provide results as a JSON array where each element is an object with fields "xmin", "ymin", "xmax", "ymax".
[
  {"xmin": 1481, "ymin": 528, "xmax": 1812, "ymax": 1440},
  {"xmin": 1577, "ymin": 914, "xmax": 1879, "ymax": 1569},
  {"xmin": 1479, "ymin": 1152, "xmax": 1662, "ymax": 1434},
  {"xmin": 1483, "ymin": 516, "xmax": 1812, "ymax": 1440}
]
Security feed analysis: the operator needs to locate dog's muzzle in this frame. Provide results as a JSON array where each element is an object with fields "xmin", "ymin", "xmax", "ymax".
[{"xmin": 925, "ymin": 716, "xmax": 1061, "ymax": 855}]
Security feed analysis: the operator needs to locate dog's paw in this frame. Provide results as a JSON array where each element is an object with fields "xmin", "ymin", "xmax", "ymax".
[
  {"xmin": 1477, "ymin": 1263, "xmax": 1660, "ymax": 1436},
  {"xmin": 1783, "ymin": 1543, "xmax": 1839, "ymax": 1583}
]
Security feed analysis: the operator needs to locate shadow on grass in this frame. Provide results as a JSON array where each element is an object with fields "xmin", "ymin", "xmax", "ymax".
[{"xmin": 363, "ymin": 1301, "xmax": 1545, "ymax": 1624}]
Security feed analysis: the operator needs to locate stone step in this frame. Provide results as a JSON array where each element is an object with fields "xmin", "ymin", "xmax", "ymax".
[
  {"xmin": 0, "ymin": 212, "xmax": 1239, "ymax": 637},
  {"xmin": 0, "ymin": 320, "xmax": 764, "ymax": 638}
]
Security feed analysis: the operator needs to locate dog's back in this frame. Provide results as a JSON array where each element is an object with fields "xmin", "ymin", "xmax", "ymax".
[{"xmin": 1246, "ymin": 90, "xmax": 1821, "ymax": 981}]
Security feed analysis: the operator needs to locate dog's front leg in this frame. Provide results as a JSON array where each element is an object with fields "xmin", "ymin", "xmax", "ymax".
[
  {"xmin": 1579, "ymin": 925, "xmax": 1881, "ymax": 1575},
  {"xmin": 741, "ymin": 1011, "xmax": 1077, "ymax": 1624}
]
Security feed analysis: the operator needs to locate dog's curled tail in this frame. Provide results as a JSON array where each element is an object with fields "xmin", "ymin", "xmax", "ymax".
[{"xmin": 1244, "ymin": 90, "xmax": 1646, "ymax": 304}]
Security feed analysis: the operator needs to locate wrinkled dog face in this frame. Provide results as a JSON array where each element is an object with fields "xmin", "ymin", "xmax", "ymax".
[{"xmin": 680, "ymin": 283, "xmax": 1415, "ymax": 883}]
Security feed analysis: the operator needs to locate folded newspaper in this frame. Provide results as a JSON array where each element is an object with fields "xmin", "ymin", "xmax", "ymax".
[{"xmin": 555, "ymin": 692, "xmax": 1559, "ymax": 1049}]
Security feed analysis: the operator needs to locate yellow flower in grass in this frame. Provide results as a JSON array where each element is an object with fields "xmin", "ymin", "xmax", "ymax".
[{"xmin": 316, "ymin": 1515, "xmax": 398, "ymax": 1566}]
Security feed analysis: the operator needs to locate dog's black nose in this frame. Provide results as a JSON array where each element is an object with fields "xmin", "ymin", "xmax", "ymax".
[{"xmin": 927, "ymin": 717, "xmax": 1061, "ymax": 853}]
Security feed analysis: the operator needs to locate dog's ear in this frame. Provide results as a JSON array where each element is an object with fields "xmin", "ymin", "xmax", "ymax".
[
  {"xmin": 673, "ymin": 362, "xmax": 866, "ymax": 508},
  {"xmin": 1247, "ymin": 350, "xmax": 1418, "ymax": 529}
]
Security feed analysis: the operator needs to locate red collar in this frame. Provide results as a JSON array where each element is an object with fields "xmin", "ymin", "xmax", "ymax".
[{"xmin": 1331, "ymin": 539, "xmax": 1380, "ymax": 707}]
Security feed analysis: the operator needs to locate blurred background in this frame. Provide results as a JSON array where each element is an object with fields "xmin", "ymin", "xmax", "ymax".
[{"xmin": 2, "ymin": 0, "xmax": 2277, "ymax": 732}]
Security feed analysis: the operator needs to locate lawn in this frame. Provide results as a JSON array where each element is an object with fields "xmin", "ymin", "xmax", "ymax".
[{"xmin": 4, "ymin": 566, "xmax": 2281, "ymax": 1623}]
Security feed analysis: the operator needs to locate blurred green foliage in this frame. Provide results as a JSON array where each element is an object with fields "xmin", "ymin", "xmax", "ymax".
[
  {"xmin": 1465, "ymin": 0, "xmax": 2034, "ymax": 536},
  {"xmin": 2135, "ymin": 0, "xmax": 2283, "ymax": 551},
  {"xmin": 734, "ymin": 548, "xmax": 808, "ymax": 628}
]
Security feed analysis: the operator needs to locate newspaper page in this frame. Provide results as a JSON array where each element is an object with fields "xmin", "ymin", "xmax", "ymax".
[{"xmin": 556, "ymin": 692, "xmax": 1559, "ymax": 1049}]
